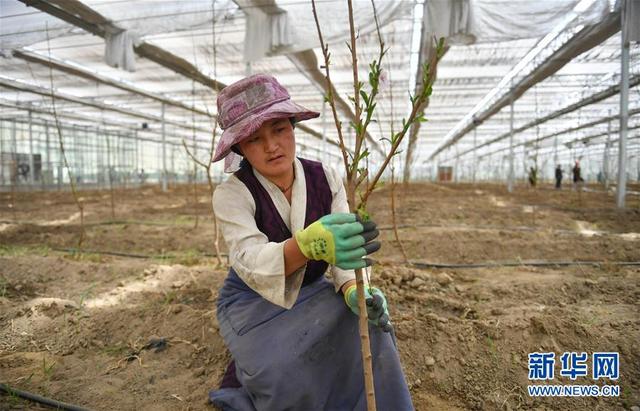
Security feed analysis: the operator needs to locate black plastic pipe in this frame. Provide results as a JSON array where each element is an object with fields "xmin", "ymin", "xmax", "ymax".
[{"xmin": 0, "ymin": 383, "xmax": 92, "ymax": 411}]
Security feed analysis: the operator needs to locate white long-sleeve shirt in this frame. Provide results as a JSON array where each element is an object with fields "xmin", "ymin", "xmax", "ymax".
[{"xmin": 213, "ymin": 157, "xmax": 369, "ymax": 309}]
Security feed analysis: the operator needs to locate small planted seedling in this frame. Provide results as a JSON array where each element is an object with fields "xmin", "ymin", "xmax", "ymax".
[
  {"xmin": 77, "ymin": 283, "xmax": 97, "ymax": 307},
  {"xmin": 42, "ymin": 357, "xmax": 56, "ymax": 380}
]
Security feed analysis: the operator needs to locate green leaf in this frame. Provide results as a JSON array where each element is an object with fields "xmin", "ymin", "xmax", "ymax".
[
  {"xmin": 425, "ymin": 85, "xmax": 433, "ymax": 97},
  {"xmin": 415, "ymin": 113, "xmax": 428, "ymax": 123},
  {"xmin": 360, "ymin": 90, "xmax": 369, "ymax": 105},
  {"xmin": 353, "ymin": 148, "xmax": 370, "ymax": 166},
  {"xmin": 355, "ymin": 168, "xmax": 368, "ymax": 189},
  {"xmin": 437, "ymin": 37, "xmax": 446, "ymax": 57},
  {"xmin": 422, "ymin": 63, "xmax": 431, "ymax": 78},
  {"xmin": 356, "ymin": 206, "xmax": 370, "ymax": 222}
]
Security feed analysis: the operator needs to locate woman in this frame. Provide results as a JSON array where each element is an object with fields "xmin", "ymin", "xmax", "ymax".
[{"xmin": 209, "ymin": 74, "xmax": 413, "ymax": 410}]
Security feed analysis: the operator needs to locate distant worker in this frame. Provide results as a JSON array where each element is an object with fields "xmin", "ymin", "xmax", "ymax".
[
  {"xmin": 555, "ymin": 164, "xmax": 563, "ymax": 189},
  {"xmin": 17, "ymin": 163, "xmax": 30, "ymax": 181},
  {"xmin": 528, "ymin": 166, "xmax": 538, "ymax": 188},
  {"xmin": 572, "ymin": 160, "xmax": 584, "ymax": 190},
  {"xmin": 138, "ymin": 168, "xmax": 147, "ymax": 184}
]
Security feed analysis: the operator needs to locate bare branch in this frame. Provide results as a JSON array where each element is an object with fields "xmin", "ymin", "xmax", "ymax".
[
  {"xmin": 347, "ymin": 0, "xmax": 364, "ymax": 184},
  {"xmin": 360, "ymin": 38, "xmax": 445, "ymax": 208},
  {"xmin": 311, "ymin": 0, "xmax": 350, "ymax": 177},
  {"xmin": 182, "ymin": 139, "xmax": 209, "ymax": 169}
]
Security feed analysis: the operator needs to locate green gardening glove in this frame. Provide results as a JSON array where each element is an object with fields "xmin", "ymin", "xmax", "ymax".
[
  {"xmin": 294, "ymin": 213, "xmax": 380, "ymax": 270},
  {"xmin": 344, "ymin": 284, "xmax": 393, "ymax": 333}
]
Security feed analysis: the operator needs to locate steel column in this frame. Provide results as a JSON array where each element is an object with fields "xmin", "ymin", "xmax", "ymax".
[
  {"xmin": 617, "ymin": 0, "xmax": 629, "ymax": 208},
  {"xmin": 161, "ymin": 103, "xmax": 167, "ymax": 192}
]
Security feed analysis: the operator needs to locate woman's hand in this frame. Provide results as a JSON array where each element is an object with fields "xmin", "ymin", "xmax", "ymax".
[
  {"xmin": 344, "ymin": 284, "xmax": 393, "ymax": 333},
  {"xmin": 294, "ymin": 213, "xmax": 380, "ymax": 270}
]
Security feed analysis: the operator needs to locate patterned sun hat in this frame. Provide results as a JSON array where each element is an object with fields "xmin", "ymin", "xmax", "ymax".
[{"xmin": 212, "ymin": 74, "xmax": 320, "ymax": 163}]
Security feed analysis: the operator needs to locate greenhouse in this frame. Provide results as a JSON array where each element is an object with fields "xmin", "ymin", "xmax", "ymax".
[{"xmin": 0, "ymin": 0, "xmax": 638, "ymax": 410}]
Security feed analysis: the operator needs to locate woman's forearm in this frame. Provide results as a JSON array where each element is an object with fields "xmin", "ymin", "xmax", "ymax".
[{"xmin": 283, "ymin": 238, "xmax": 308, "ymax": 276}]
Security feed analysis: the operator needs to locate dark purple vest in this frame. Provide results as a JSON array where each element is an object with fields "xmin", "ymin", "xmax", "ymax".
[
  {"xmin": 217, "ymin": 158, "xmax": 334, "ymax": 389},
  {"xmin": 232, "ymin": 157, "xmax": 332, "ymax": 287}
]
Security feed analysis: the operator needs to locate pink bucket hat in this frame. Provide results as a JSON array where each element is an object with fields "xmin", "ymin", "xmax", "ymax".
[{"xmin": 212, "ymin": 74, "xmax": 320, "ymax": 163}]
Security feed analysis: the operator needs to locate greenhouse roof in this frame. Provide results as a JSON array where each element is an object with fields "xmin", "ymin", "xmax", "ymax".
[{"xmin": 0, "ymin": 0, "xmax": 638, "ymax": 178}]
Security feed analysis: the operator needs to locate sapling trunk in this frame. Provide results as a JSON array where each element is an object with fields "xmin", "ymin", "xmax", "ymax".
[
  {"xmin": 186, "ymin": 48, "xmax": 201, "ymax": 230},
  {"xmin": 182, "ymin": 2, "xmax": 223, "ymax": 267},
  {"xmin": 191, "ymin": 85, "xmax": 200, "ymax": 230},
  {"xmin": 192, "ymin": 169, "xmax": 199, "ymax": 229},
  {"xmin": 383, "ymin": 42, "xmax": 410, "ymax": 265},
  {"xmin": 391, "ymin": 163, "xmax": 409, "ymax": 264},
  {"xmin": 206, "ymin": 165, "xmax": 223, "ymax": 267},
  {"xmin": 46, "ymin": 24, "xmax": 85, "ymax": 249},
  {"xmin": 312, "ymin": 1, "xmax": 444, "ymax": 409},
  {"xmin": 182, "ymin": 139, "xmax": 223, "ymax": 267}
]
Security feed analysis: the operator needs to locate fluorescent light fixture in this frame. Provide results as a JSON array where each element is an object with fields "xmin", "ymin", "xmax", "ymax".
[{"xmin": 574, "ymin": 0, "xmax": 597, "ymax": 13}]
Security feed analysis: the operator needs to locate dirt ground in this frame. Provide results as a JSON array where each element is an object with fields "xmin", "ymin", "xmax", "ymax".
[{"xmin": 0, "ymin": 181, "xmax": 639, "ymax": 410}]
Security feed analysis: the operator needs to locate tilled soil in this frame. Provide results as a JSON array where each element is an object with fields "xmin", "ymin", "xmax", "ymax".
[{"xmin": 0, "ymin": 182, "xmax": 639, "ymax": 410}]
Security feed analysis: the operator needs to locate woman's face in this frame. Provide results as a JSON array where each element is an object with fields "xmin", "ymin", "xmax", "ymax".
[{"xmin": 238, "ymin": 118, "xmax": 296, "ymax": 179}]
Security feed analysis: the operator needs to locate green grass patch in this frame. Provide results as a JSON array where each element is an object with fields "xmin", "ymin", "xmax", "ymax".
[
  {"xmin": 41, "ymin": 357, "xmax": 56, "ymax": 380},
  {"xmin": 162, "ymin": 290, "xmax": 178, "ymax": 305},
  {"xmin": 63, "ymin": 249, "xmax": 107, "ymax": 263},
  {"xmin": 101, "ymin": 344, "xmax": 129, "ymax": 357},
  {"xmin": 76, "ymin": 283, "xmax": 97, "ymax": 307},
  {"xmin": 151, "ymin": 248, "xmax": 205, "ymax": 266},
  {"xmin": 0, "ymin": 244, "xmax": 51, "ymax": 257},
  {"xmin": 0, "ymin": 276, "xmax": 7, "ymax": 298},
  {"xmin": 172, "ymin": 249, "xmax": 202, "ymax": 266},
  {"xmin": 486, "ymin": 335, "xmax": 498, "ymax": 361}
]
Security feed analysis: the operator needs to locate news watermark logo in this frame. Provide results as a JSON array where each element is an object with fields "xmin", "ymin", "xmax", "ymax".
[{"xmin": 527, "ymin": 352, "xmax": 620, "ymax": 397}]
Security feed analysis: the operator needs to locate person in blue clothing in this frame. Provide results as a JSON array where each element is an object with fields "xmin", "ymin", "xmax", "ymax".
[
  {"xmin": 555, "ymin": 164, "xmax": 563, "ymax": 189},
  {"xmin": 208, "ymin": 74, "xmax": 413, "ymax": 410}
]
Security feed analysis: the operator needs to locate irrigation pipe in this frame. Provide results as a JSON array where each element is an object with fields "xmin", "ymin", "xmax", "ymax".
[
  {"xmin": 0, "ymin": 219, "xmax": 194, "ymax": 227},
  {"xmin": 52, "ymin": 247, "xmax": 228, "ymax": 260},
  {"xmin": 49, "ymin": 247, "xmax": 640, "ymax": 270},
  {"xmin": 378, "ymin": 223, "xmax": 576, "ymax": 234},
  {"xmin": 4, "ymin": 215, "xmax": 638, "ymax": 239},
  {"xmin": 0, "ymin": 383, "xmax": 92, "ymax": 411},
  {"xmin": 2, "ymin": 219, "xmax": 619, "ymax": 237},
  {"xmin": 405, "ymin": 260, "xmax": 640, "ymax": 269}
]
